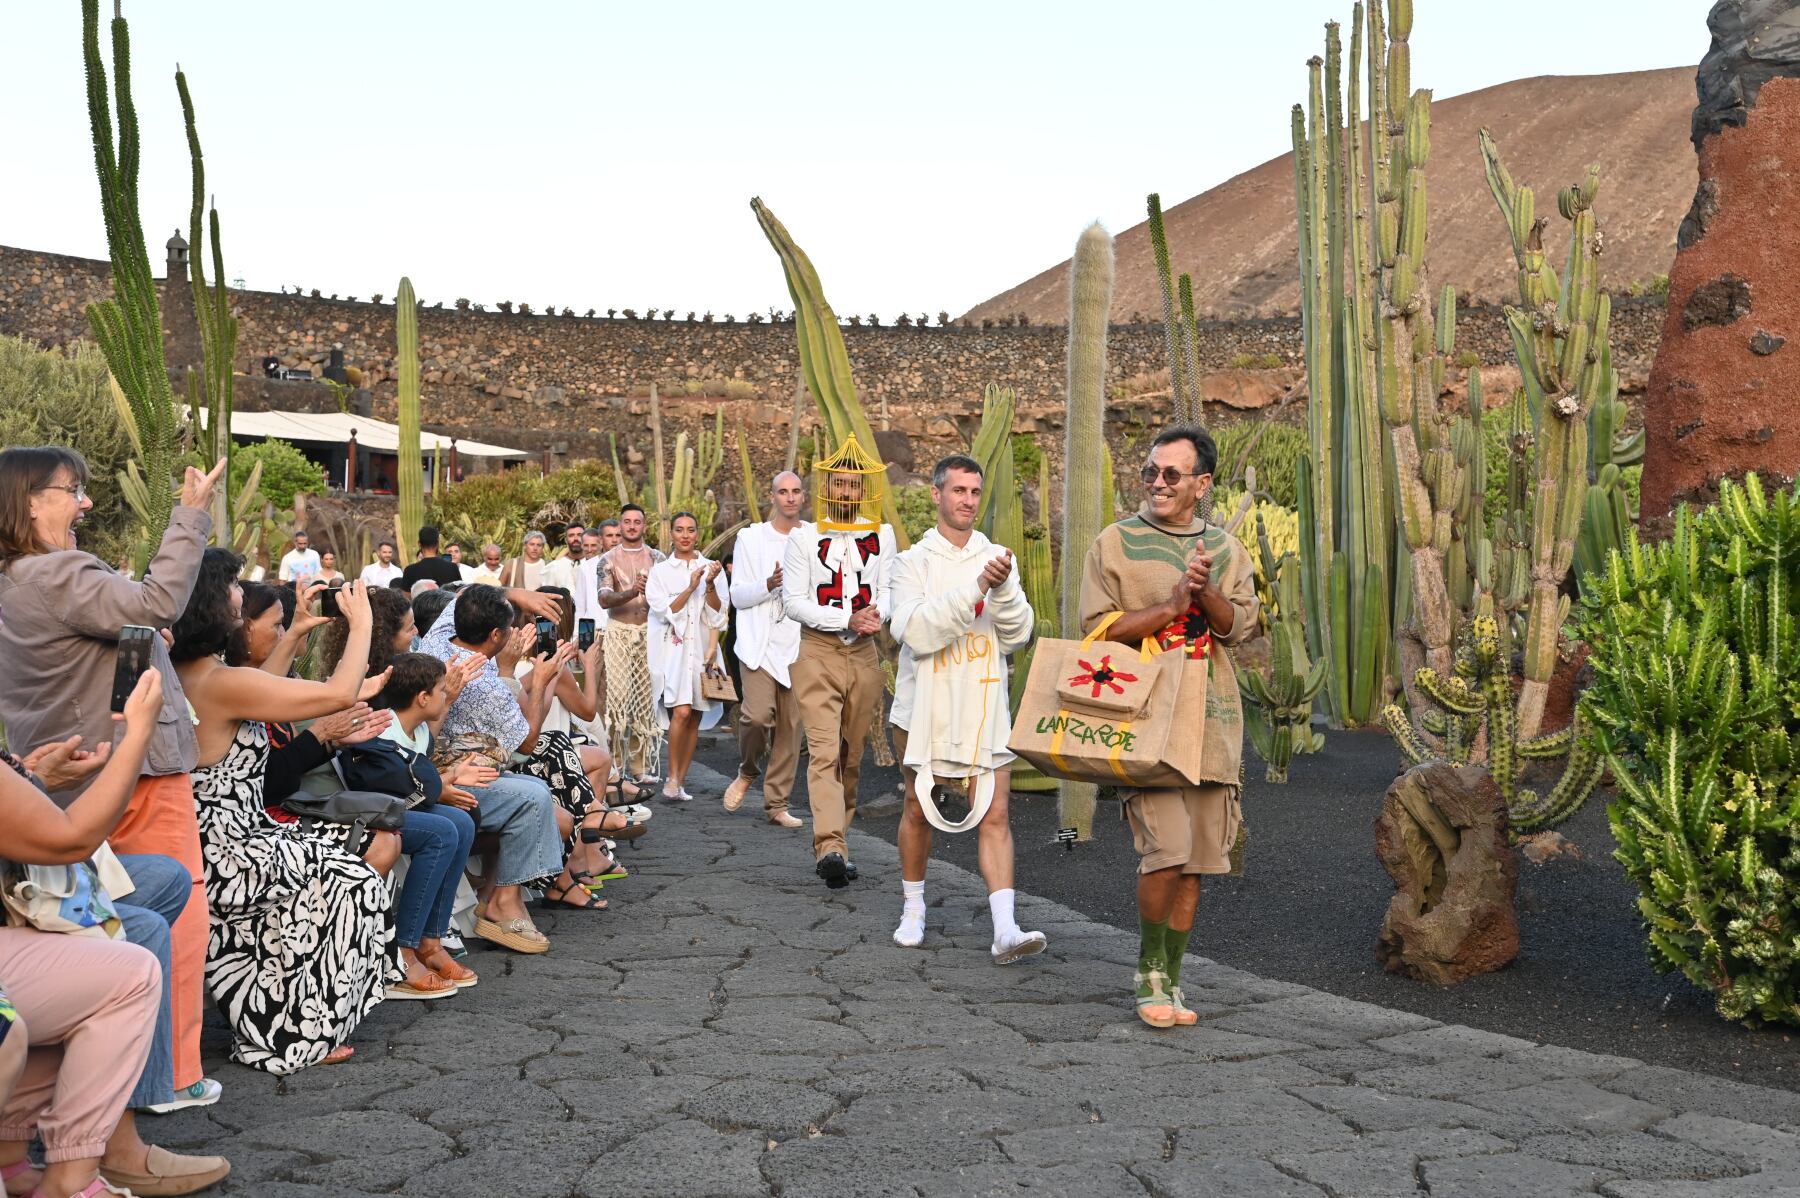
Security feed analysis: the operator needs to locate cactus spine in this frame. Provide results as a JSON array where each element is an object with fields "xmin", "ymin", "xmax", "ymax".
[
  {"xmin": 175, "ymin": 66, "xmax": 239, "ymax": 543},
  {"xmin": 82, "ymin": 0, "xmax": 180, "ymax": 568},
  {"xmin": 395, "ymin": 277, "xmax": 424, "ymax": 555},
  {"xmin": 1061, "ymin": 223, "xmax": 1114, "ymax": 840},
  {"xmin": 750, "ymin": 197, "xmax": 909, "ymax": 548}
]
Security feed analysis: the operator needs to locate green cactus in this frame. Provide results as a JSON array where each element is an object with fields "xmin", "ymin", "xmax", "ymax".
[
  {"xmin": 1145, "ymin": 194, "xmax": 1196, "ymax": 421},
  {"xmin": 970, "ymin": 382, "xmax": 1017, "ymax": 537},
  {"xmin": 82, "ymin": 0, "xmax": 181, "ymax": 570},
  {"xmin": 1383, "ymin": 612, "xmax": 1601, "ymax": 831},
  {"xmin": 1241, "ymin": 535, "xmax": 1327, "ymax": 784},
  {"xmin": 1059, "ymin": 222, "xmax": 1114, "ymax": 840},
  {"xmin": 1578, "ymin": 474, "xmax": 1800, "ymax": 1027},
  {"xmin": 395, "ymin": 277, "xmax": 424, "ymax": 555},
  {"xmin": 1480, "ymin": 129, "xmax": 1626, "ymax": 737},
  {"xmin": 750, "ymin": 197, "xmax": 909, "ymax": 548},
  {"xmin": 736, "ymin": 418, "xmax": 761, "ymax": 525},
  {"xmin": 175, "ymin": 66, "xmax": 238, "ymax": 544}
]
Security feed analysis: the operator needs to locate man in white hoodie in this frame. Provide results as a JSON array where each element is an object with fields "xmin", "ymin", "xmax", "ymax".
[{"xmin": 888, "ymin": 455, "xmax": 1046, "ymax": 963}]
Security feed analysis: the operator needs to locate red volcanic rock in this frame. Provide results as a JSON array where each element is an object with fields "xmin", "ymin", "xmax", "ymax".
[{"xmin": 1642, "ymin": 3, "xmax": 1800, "ymax": 516}]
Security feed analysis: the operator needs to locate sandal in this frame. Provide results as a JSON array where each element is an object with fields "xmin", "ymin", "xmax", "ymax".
[
  {"xmin": 474, "ymin": 915, "xmax": 550, "ymax": 953},
  {"xmin": 544, "ymin": 878, "xmax": 609, "ymax": 912},
  {"xmin": 2, "ymin": 1159, "xmax": 41, "ymax": 1197},
  {"xmin": 419, "ymin": 947, "xmax": 479, "ymax": 988},
  {"xmin": 30, "ymin": 1177, "xmax": 131, "ymax": 1198},
  {"xmin": 1134, "ymin": 967, "xmax": 1177, "ymax": 1029},
  {"xmin": 386, "ymin": 969, "xmax": 457, "ymax": 1001},
  {"xmin": 319, "ymin": 1044, "xmax": 355, "ymax": 1066}
]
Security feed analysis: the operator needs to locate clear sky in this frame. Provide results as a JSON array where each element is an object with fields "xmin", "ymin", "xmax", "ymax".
[{"xmin": 0, "ymin": 1, "xmax": 1708, "ymax": 319}]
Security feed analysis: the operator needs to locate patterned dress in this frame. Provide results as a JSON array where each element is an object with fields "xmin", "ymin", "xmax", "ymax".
[{"xmin": 192, "ymin": 721, "xmax": 395, "ymax": 1074}]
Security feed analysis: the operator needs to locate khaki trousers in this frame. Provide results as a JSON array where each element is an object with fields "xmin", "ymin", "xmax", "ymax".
[
  {"xmin": 790, "ymin": 629, "xmax": 881, "ymax": 860},
  {"xmin": 736, "ymin": 664, "xmax": 802, "ymax": 814}
]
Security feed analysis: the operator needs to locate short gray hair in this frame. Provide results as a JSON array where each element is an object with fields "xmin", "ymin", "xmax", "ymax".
[{"xmin": 524, "ymin": 530, "xmax": 547, "ymax": 546}]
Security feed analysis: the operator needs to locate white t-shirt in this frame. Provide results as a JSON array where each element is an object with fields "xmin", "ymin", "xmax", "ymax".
[
  {"xmin": 279, "ymin": 547, "xmax": 322, "ymax": 583},
  {"xmin": 360, "ymin": 562, "xmax": 404, "ymax": 587}
]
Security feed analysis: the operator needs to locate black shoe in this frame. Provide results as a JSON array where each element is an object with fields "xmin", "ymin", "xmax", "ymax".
[
  {"xmin": 844, "ymin": 860, "xmax": 858, "ymax": 881},
  {"xmin": 816, "ymin": 853, "xmax": 849, "ymax": 889}
]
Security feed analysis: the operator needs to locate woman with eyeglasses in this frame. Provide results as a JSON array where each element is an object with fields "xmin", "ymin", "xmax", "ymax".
[{"xmin": 0, "ymin": 448, "xmax": 231, "ymax": 1152}]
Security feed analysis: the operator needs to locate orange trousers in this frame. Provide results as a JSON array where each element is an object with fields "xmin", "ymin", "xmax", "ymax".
[{"xmin": 107, "ymin": 774, "xmax": 206, "ymax": 1090}]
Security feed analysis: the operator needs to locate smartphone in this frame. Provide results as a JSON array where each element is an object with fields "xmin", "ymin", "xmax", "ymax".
[
  {"xmin": 577, "ymin": 618, "xmax": 596, "ymax": 651},
  {"xmin": 534, "ymin": 617, "xmax": 558, "ymax": 658},
  {"xmin": 320, "ymin": 585, "xmax": 343, "ymax": 619},
  {"xmin": 112, "ymin": 625, "xmax": 156, "ymax": 713}
]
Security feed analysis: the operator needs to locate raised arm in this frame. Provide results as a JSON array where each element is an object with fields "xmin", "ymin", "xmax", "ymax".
[
  {"xmin": 60, "ymin": 506, "xmax": 211, "ymax": 639},
  {"xmin": 196, "ymin": 580, "xmax": 374, "ymax": 722},
  {"xmin": 887, "ymin": 550, "xmax": 977, "ymax": 656},
  {"xmin": 2, "ymin": 671, "xmax": 160, "ymax": 864}
]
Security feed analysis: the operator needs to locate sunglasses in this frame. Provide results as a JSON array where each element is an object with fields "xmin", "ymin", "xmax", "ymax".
[{"xmin": 1139, "ymin": 466, "xmax": 1206, "ymax": 488}]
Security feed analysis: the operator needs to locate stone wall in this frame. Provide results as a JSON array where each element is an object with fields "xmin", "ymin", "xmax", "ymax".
[{"xmin": 0, "ymin": 242, "xmax": 1666, "ymax": 492}]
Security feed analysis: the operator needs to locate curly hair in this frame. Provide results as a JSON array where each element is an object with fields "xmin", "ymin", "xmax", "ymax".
[
  {"xmin": 171, "ymin": 548, "xmax": 246, "ymax": 664},
  {"xmin": 316, "ymin": 584, "xmax": 414, "ymax": 676}
]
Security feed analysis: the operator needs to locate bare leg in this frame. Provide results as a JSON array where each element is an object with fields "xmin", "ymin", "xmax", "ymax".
[
  {"xmin": 896, "ymin": 765, "xmax": 933, "ymax": 883},
  {"xmin": 975, "ymin": 772, "xmax": 1015, "ymax": 894},
  {"xmin": 363, "ymin": 829, "xmax": 401, "ymax": 877},
  {"xmin": 666, "ymin": 707, "xmax": 700, "ymax": 792}
]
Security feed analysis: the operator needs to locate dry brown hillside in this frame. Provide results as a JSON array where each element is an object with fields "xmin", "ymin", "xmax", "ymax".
[{"xmin": 966, "ymin": 67, "xmax": 1695, "ymax": 324}]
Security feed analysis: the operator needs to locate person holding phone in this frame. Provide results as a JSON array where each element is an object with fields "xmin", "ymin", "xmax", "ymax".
[
  {"xmin": 0, "ymin": 447, "xmax": 227, "ymax": 1113},
  {"xmin": 0, "ymin": 670, "xmax": 233, "ymax": 1198}
]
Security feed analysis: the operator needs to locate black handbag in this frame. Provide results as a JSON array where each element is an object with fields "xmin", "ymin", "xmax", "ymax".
[
  {"xmin": 277, "ymin": 789, "xmax": 407, "ymax": 836},
  {"xmin": 338, "ymin": 738, "xmax": 442, "ymax": 809}
]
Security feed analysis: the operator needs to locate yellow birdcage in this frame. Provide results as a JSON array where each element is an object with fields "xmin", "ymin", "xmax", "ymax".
[{"xmin": 812, "ymin": 433, "xmax": 887, "ymax": 533}]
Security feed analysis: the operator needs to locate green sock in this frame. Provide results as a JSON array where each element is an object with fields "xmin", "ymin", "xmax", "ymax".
[
  {"xmin": 1137, "ymin": 916, "xmax": 1169, "ymax": 987},
  {"xmin": 1164, "ymin": 925, "xmax": 1193, "ymax": 989}
]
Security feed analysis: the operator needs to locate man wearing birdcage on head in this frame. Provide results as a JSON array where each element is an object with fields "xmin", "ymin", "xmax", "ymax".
[{"xmin": 780, "ymin": 434, "xmax": 898, "ymax": 890}]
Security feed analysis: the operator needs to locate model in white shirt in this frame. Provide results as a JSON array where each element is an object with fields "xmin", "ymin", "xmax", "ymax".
[
  {"xmin": 279, "ymin": 533, "xmax": 322, "ymax": 584},
  {"xmin": 723, "ymin": 471, "xmax": 807, "ymax": 827},
  {"xmin": 645, "ymin": 514, "xmax": 728, "ymax": 801},
  {"xmin": 886, "ymin": 456, "xmax": 1044, "ymax": 964},
  {"xmin": 359, "ymin": 540, "xmax": 404, "ymax": 588}
]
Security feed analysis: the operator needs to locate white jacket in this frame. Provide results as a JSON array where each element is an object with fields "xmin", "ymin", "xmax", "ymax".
[
  {"xmin": 730, "ymin": 521, "xmax": 801, "ymax": 685},
  {"xmin": 888, "ymin": 528, "xmax": 1034, "ymax": 777},
  {"xmin": 781, "ymin": 521, "xmax": 897, "ymax": 639}
]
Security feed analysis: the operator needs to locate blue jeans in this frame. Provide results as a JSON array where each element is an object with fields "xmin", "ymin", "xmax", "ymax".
[
  {"xmin": 115, "ymin": 853, "xmax": 190, "ymax": 1108},
  {"xmin": 396, "ymin": 803, "xmax": 475, "ymax": 947},
  {"xmin": 469, "ymin": 772, "xmax": 563, "ymax": 886}
]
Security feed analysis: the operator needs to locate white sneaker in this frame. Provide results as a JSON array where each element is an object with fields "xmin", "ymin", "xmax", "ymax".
[
  {"xmin": 138, "ymin": 1077, "xmax": 223, "ymax": 1114},
  {"xmin": 894, "ymin": 909, "xmax": 926, "ymax": 948},
  {"xmin": 992, "ymin": 929, "xmax": 1047, "ymax": 965}
]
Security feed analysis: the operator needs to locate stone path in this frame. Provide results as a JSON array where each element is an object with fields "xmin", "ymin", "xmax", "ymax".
[{"xmin": 156, "ymin": 758, "xmax": 1800, "ymax": 1197}]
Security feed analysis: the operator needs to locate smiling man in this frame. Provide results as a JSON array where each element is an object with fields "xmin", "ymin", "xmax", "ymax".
[
  {"xmin": 1078, "ymin": 426, "xmax": 1259, "ymax": 1030},
  {"xmin": 887, "ymin": 455, "xmax": 1043, "ymax": 963}
]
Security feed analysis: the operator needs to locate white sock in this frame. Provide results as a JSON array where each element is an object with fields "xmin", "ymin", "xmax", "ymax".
[
  {"xmin": 988, "ymin": 888, "xmax": 1021, "ymax": 941},
  {"xmin": 894, "ymin": 879, "xmax": 926, "ymax": 947}
]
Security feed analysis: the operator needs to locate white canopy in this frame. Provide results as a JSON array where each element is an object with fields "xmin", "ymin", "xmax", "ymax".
[{"xmin": 223, "ymin": 409, "xmax": 529, "ymax": 459}]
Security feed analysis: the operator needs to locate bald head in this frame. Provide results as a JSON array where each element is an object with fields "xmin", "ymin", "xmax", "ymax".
[{"xmin": 770, "ymin": 470, "xmax": 805, "ymax": 523}]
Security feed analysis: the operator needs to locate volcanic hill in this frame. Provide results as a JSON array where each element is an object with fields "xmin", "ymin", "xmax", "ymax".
[{"xmin": 965, "ymin": 67, "xmax": 1695, "ymax": 324}]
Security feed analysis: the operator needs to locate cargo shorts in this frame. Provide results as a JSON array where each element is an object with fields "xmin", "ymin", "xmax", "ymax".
[{"xmin": 1123, "ymin": 782, "xmax": 1242, "ymax": 875}]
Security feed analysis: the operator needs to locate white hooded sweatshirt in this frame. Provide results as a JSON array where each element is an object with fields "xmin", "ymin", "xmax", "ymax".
[{"xmin": 888, "ymin": 527, "xmax": 1035, "ymax": 779}]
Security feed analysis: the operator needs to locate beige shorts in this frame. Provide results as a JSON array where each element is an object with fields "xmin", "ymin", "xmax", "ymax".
[{"xmin": 1124, "ymin": 783, "xmax": 1241, "ymax": 875}]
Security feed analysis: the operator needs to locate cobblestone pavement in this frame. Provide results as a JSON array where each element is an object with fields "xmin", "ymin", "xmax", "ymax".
[{"xmin": 155, "ymin": 758, "xmax": 1800, "ymax": 1197}]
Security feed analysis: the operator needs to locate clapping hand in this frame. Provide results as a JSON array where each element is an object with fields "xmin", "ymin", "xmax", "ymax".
[
  {"xmin": 977, "ymin": 550, "xmax": 1014, "ymax": 594},
  {"xmin": 849, "ymin": 605, "xmax": 883, "ymax": 636},
  {"xmin": 766, "ymin": 562, "xmax": 783, "ymax": 592},
  {"xmin": 450, "ymin": 754, "xmax": 500, "ymax": 788},
  {"xmin": 444, "ymin": 652, "xmax": 486, "ymax": 703},
  {"xmin": 497, "ymin": 624, "xmax": 535, "ymax": 674},
  {"xmin": 704, "ymin": 561, "xmax": 722, "ymax": 583},
  {"xmin": 312, "ymin": 702, "xmax": 393, "ymax": 747},
  {"xmin": 439, "ymin": 784, "xmax": 480, "ymax": 811},
  {"xmin": 357, "ymin": 666, "xmax": 392, "ymax": 702},
  {"xmin": 1185, "ymin": 550, "xmax": 1212, "ymax": 594},
  {"xmin": 23, "ymin": 734, "xmax": 112, "ymax": 791}
]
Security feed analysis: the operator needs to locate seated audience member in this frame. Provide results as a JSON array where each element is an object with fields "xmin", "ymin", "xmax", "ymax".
[
  {"xmin": 229, "ymin": 581, "xmax": 402, "ymax": 872},
  {"xmin": 0, "ymin": 671, "xmax": 231, "ymax": 1198},
  {"xmin": 0, "ymin": 448, "xmax": 225, "ymax": 1117},
  {"xmin": 359, "ymin": 540, "xmax": 403, "ymax": 588},
  {"xmin": 412, "ymin": 588, "xmax": 454, "ymax": 641},
  {"xmin": 366, "ymin": 653, "xmax": 491, "ymax": 992},
  {"xmin": 171, "ymin": 556, "xmax": 396, "ymax": 1072},
  {"xmin": 410, "ymin": 579, "xmax": 439, "ymax": 598},
  {"xmin": 510, "ymin": 589, "xmax": 639, "ymax": 902},
  {"xmin": 318, "ymin": 584, "xmax": 416, "ymax": 678},
  {"xmin": 399, "ymin": 526, "xmax": 462, "ymax": 592},
  {"xmin": 414, "ymin": 585, "xmax": 573, "ymax": 947}
]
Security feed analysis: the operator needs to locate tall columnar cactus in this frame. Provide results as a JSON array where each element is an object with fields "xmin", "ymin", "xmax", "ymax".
[
  {"xmin": 750, "ymin": 197, "xmax": 908, "ymax": 548},
  {"xmin": 1145, "ymin": 195, "xmax": 1200, "ymax": 423},
  {"xmin": 736, "ymin": 418, "xmax": 761, "ymax": 525},
  {"xmin": 970, "ymin": 382, "xmax": 1017, "ymax": 534},
  {"xmin": 1478, "ymin": 130, "xmax": 1631, "ymax": 737},
  {"xmin": 175, "ymin": 66, "xmax": 238, "ymax": 543},
  {"xmin": 1578, "ymin": 475, "xmax": 1800, "ymax": 1027},
  {"xmin": 82, "ymin": 0, "xmax": 179, "ymax": 567},
  {"xmin": 395, "ymin": 277, "xmax": 424, "ymax": 554},
  {"xmin": 1061, "ymin": 222, "xmax": 1114, "ymax": 840}
]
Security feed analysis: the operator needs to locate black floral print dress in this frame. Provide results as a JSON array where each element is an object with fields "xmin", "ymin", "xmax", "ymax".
[{"xmin": 192, "ymin": 721, "xmax": 396, "ymax": 1073}]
